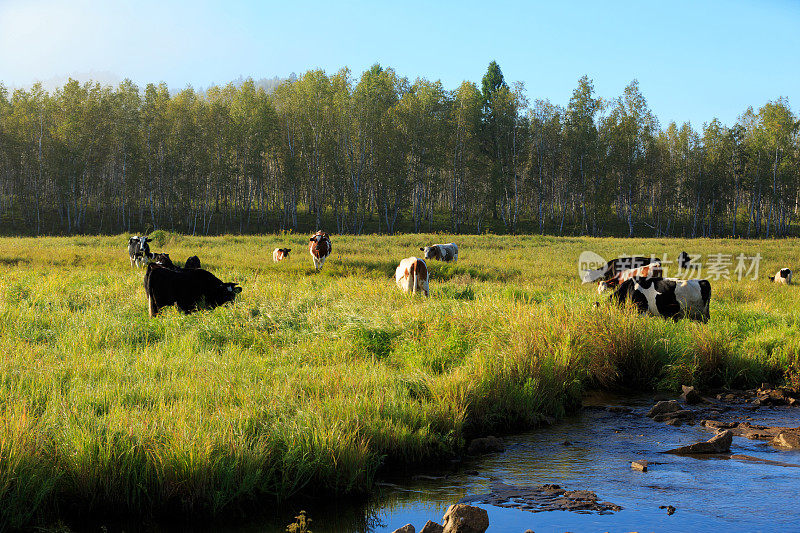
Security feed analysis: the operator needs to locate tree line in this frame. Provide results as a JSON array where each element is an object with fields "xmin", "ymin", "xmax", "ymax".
[{"xmin": 0, "ymin": 62, "xmax": 798, "ymax": 237}]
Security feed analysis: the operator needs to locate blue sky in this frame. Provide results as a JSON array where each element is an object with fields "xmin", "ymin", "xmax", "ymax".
[{"xmin": 1, "ymin": 0, "xmax": 798, "ymax": 127}]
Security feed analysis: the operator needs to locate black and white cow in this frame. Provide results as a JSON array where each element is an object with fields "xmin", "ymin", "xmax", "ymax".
[
  {"xmin": 608, "ymin": 276, "xmax": 711, "ymax": 322},
  {"xmin": 128, "ymin": 236, "xmax": 152, "ymax": 267},
  {"xmin": 769, "ymin": 268, "xmax": 792, "ymax": 285},
  {"xmin": 420, "ymin": 242, "xmax": 458, "ymax": 262},
  {"xmin": 581, "ymin": 256, "xmax": 660, "ymax": 284},
  {"xmin": 143, "ymin": 263, "xmax": 241, "ymax": 316}
]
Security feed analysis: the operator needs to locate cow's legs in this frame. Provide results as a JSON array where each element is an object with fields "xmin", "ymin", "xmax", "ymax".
[{"xmin": 148, "ymin": 294, "xmax": 159, "ymax": 317}]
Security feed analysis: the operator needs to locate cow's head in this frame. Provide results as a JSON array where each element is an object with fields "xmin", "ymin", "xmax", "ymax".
[
  {"xmin": 419, "ymin": 246, "xmax": 439, "ymax": 260},
  {"xmin": 185, "ymin": 256, "xmax": 201, "ymax": 269},
  {"xmin": 310, "ymin": 231, "xmax": 329, "ymax": 243},
  {"xmin": 597, "ymin": 279, "xmax": 617, "ymax": 294},
  {"xmin": 152, "ymin": 253, "xmax": 172, "ymax": 267},
  {"xmin": 215, "ymin": 282, "xmax": 242, "ymax": 305}
]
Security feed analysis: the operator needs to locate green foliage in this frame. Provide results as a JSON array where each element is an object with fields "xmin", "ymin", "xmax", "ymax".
[{"xmin": 2, "ymin": 68, "xmax": 796, "ymax": 238}]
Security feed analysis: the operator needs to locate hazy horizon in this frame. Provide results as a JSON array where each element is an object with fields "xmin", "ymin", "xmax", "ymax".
[{"xmin": 1, "ymin": 0, "xmax": 798, "ymax": 127}]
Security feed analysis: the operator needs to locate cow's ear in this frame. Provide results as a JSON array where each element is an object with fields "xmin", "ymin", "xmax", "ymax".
[
  {"xmin": 146, "ymin": 238, "xmax": 152, "ymax": 242},
  {"xmin": 233, "ymin": 286, "xmax": 242, "ymax": 294},
  {"xmin": 420, "ymin": 248, "xmax": 424, "ymax": 252},
  {"xmin": 310, "ymin": 237, "xmax": 315, "ymax": 241},
  {"xmin": 286, "ymin": 249, "xmax": 291, "ymax": 252}
]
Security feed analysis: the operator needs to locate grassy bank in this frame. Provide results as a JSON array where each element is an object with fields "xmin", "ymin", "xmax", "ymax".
[{"xmin": 0, "ymin": 234, "xmax": 798, "ymax": 529}]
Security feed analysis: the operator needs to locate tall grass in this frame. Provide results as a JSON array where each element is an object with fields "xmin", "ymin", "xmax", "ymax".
[{"xmin": 0, "ymin": 234, "xmax": 796, "ymax": 528}]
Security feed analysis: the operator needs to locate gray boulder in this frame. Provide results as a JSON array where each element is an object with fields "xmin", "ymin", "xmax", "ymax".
[{"xmin": 392, "ymin": 525, "xmax": 415, "ymax": 533}]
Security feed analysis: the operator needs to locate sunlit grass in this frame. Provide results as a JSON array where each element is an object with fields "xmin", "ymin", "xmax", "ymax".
[{"xmin": 0, "ymin": 233, "xmax": 798, "ymax": 527}]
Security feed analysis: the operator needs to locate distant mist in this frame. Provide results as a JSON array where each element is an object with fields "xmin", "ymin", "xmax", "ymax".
[{"xmin": 5, "ymin": 72, "xmax": 294, "ymax": 95}]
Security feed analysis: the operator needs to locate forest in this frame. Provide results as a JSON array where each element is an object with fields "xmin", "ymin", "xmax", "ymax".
[{"xmin": 0, "ymin": 62, "xmax": 797, "ymax": 237}]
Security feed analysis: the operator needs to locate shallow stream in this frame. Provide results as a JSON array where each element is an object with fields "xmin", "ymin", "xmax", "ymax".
[{"xmin": 365, "ymin": 394, "xmax": 800, "ymax": 532}]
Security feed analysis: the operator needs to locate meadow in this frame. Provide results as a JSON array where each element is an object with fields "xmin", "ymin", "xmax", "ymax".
[{"xmin": 1, "ymin": 233, "xmax": 799, "ymax": 529}]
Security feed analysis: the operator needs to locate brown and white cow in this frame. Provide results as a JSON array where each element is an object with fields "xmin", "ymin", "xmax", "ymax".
[
  {"xmin": 597, "ymin": 263, "xmax": 663, "ymax": 294},
  {"xmin": 581, "ymin": 255, "xmax": 660, "ymax": 284},
  {"xmin": 309, "ymin": 231, "xmax": 332, "ymax": 270},
  {"xmin": 769, "ymin": 268, "xmax": 792, "ymax": 285},
  {"xmin": 273, "ymin": 248, "xmax": 291, "ymax": 263},
  {"xmin": 395, "ymin": 257, "xmax": 429, "ymax": 297},
  {"xmin": 420, "ymin": 242, "xmax": 458, "ymax": 262}
]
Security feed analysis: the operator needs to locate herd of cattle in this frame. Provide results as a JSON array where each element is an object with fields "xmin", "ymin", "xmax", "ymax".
[{"xmin": 127, "ymin": 234, "xmax": 792, "ymax": 322}]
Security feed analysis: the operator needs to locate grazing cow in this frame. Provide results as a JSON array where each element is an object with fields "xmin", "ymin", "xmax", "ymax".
[
  {"xmin": 143, "ymin": 263, "xmax": 241, "ymax": 317},
  {"xmin": 309, "ymin": 231, "xmax": 332, "ymax": 270},
  {"xmin": 769, "ymin": 268, "xmax": 792, "ymax": 285},
  {"xmin": 609, "ymin": 277, "xmax": 711, "ymax": 322},
  {"xmin": 420, "ymin": 242, "xmax": 458, "ymax": 263},
  {"xmin": 184, "ymin": 256, "xmax": 201, "ymax": 269},
  {"xmin": 273, "ymin": 248, "xmax": 291, "ymax": 263},
  {"xmin": 128, "ymin": 236, "xmax": 152, "ymax": 267},
  {"xmin": 581, "ymin": 256, "xmax": 660, "ymax": 284},
  {"xmin": 395, "ymin": 257, "xmax": 429, "ymax": 297},
  {"xmin": 597, "ymin": 263, "xmax": 663, "ymax": 294}
]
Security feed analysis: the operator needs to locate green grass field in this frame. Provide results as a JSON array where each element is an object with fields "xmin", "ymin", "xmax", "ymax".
[{"xmin": 1, "ymin": 233, "xmax": 799, "ymax": 529}]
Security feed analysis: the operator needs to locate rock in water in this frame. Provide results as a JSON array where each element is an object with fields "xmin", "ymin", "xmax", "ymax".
[
  {"xmin": 467, "ymin": 436, "xmax": 504, "ymax": 455},
  {"xmin": 772, "ymin": 431, "xmax": 800, "ymax": 449},
  {"xmin": 665, "ymin": 429, "xmax": 733, "ymax": 454},
  {"xmin": 392, "ymin": 525, "xmax": 415, "ymax": 533},
  {"xmin": 647, "ymin": 400, "xmax": 681, "ymax": 418},
  {"xmin": 442, "ymin": 504, "xmax": 489, "ymax": 533},
  {"xmin": 420, "ymin": 520, "xmax": 444, "ymax": 533},
  {"xmin": 659, "ymin": 505, "xmax": 677, "ymax": 515},
  {"xmin": 631, "ymin": 460, "xmax": 648, "ymax": 472},
  {"xmin": 460, "ymin": 481, "xmax": 622, "ymax": 514},
  {"xmin": 681, "ymin": 385, "xmax": 702, "ymax": 404}
]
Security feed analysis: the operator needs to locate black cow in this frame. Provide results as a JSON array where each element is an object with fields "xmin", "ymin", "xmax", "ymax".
[
  {"xmin": 144, "ymin": 263, "xmax": 241, "ymax": 317},
  {"xmin": 609, "ymin": 276, "xmax": 711, "ymax": 322},
  {"xmin": 185, "ymin": 256, "xmax": 201, "ymax": 269}
]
